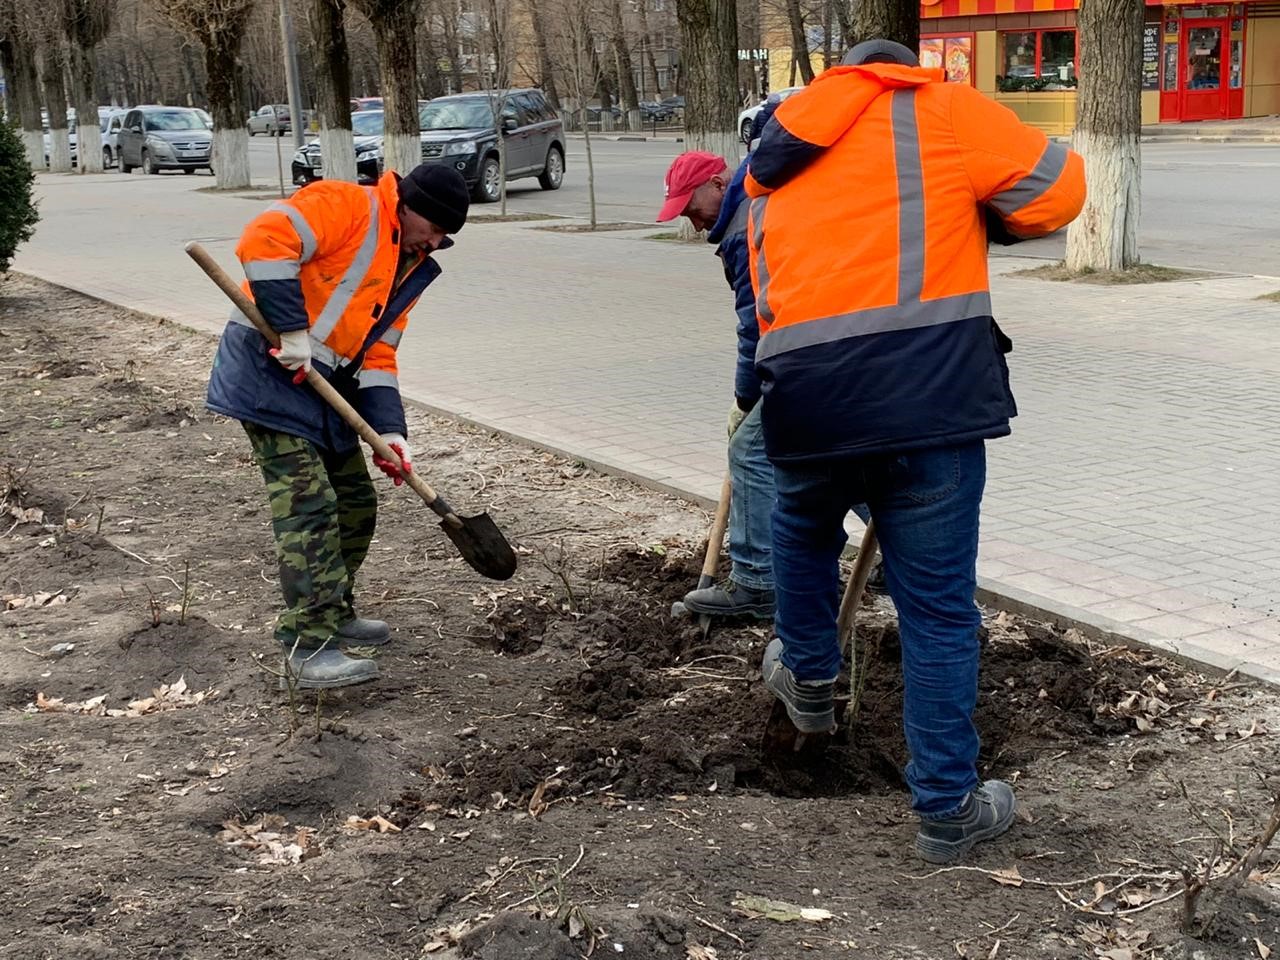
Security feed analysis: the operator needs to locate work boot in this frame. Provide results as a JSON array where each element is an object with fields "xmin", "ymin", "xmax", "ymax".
[
  {"xmin": 760, "ymin": 637, "xmax": 836, "ymax": 734},
  {"xmin": 682, "ymin": 579, "xmax": 775, "ymax": 619},
  {"xmin": 279, "ymin": 644, "xmax": 379, "ymax": 690},
  {"xmin": 337, "ymin": 616, "xmax": 392, "ymax": 646},
  {"xmin": 915, "ymin": 780, "xmax": 1018, "ymax": 864}
]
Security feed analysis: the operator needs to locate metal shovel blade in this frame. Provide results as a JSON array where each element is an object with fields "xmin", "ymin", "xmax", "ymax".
[
  {"xmin": 760, "ymin": 696, "xmax": 850, "ymax": 756},
  {"xmin": 441, "ymin": 512, "xmax": 518, "ymax": 581}
]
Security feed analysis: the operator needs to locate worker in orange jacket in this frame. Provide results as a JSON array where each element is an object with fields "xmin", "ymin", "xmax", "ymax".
[
  {"xmin": 747, "ymin": 40, "xmax": 1085, "ymax": 863},
  {"xmin": 207, "ymin": 164, "xmax": 471, "ymax": 689}
]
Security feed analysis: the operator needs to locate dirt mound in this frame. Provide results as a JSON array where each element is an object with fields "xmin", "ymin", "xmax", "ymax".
[
  {"xmin": 599, "ymin": 546, "xmax": 712, "ymax": 610},
  {"xmin": 110, "ymin": 617, "xmax": 245, "ymax": 702}
]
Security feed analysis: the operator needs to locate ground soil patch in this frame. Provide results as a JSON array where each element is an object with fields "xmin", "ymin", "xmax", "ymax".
[{"xmin": 0, "ymin": 273, "xmax": 1277, "ymax": 959}]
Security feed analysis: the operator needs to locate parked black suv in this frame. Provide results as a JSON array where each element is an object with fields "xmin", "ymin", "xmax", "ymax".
[{"xmin": 418, "ymin": 89, "xmax": 565, "ymax": 202}]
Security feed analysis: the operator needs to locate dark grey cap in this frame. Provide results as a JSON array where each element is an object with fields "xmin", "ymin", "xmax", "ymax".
[{"xmin": 841, "ymin": 39, "xmax": 920, "ymax": 67}]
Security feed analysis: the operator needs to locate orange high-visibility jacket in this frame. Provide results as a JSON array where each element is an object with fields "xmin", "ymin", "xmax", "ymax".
[
  {"xmin": 744, "ymin": 62, "xmax": 1085, "ymax": 462},
  {"xmin": 207, "ymin": 172, "xmax": 447, "ymax": 450}
]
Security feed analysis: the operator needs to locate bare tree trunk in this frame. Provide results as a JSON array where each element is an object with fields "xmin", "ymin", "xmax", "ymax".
[
  {"xmin": 527, "ymin": 0, "xmax": 559, "ymax": 109},
  {"xmin": 64, "ymin": 0, "xmax": 116, "ymax": 175},
  {"xmin": 635, "ymin": 0, "xmax": 660, "ymax": 98},
  {"xmin": 0, "ymin": 22, "xmax": 45, "ymax": 167},
  {"xmin": 204, "ymin": 29, "xmax": 251, "ymax": 187},
  {"xmin": 850, "ymin": 0, "xmax": 918, "ymax": 50},
  {"xmin": 832, "ymin": 0, "xmax": 852, "ymax": 53},
  {"xmin": 608, "ymin": 0, "xmax": 639, "ymax": 113},
  {"xmin": 784, "ymin": 0, "xmax": 814, "ymax": 83},
  {"xmin": 308, "ymin": 0, "xmax": 357, "ymax": 181},
  {"xmin": 1066, "ymin": 0, "xmax": 1141, "ymax": 272},
  {"xmin": 39, "ymin": 38, "xmax": 72, "ymax": 172},
  {"xmin": 417, "ymin": 21, "xmax": 445, "ymax": 98},
  {"xmin": 582, "ymin": 111, "xmax": 596, "ymax": 227},
  {"xmin": 355, "ymin": 0, "xmax": 420, "ymax": 174},
  {"xmin": 676, "ymin": 0, "xmax": 739, "ymax": 161},
  {"xmin": 820, "ymin": 0, "xmax": 833, "ymax": 69},
  {"xmin": 68, "ymin": 45, "xmax": 104, "ymax": 172}
]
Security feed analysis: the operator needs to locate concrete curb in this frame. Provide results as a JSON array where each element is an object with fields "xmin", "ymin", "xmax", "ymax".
[{"xmin": 19, "ymin": 268, "xmax": 1280, "ymax": 691}]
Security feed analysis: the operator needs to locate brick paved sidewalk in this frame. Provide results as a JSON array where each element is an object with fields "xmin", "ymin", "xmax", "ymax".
[{"xmin": 14, "ymin": 172, "xmax": 1280, "ymax": 683}]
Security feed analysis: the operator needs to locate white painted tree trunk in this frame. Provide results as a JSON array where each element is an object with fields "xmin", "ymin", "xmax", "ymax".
[
  {"xmin": 678, "ymin": 129, "xmax": 739, "ymax": 240},
  {"xmin": 47, "ymin": 130, "xmax": 72, "ymax": 172},
  {"xmin": 1065, "ymin": 129, "xmax": 1139, "ymax": 271},
  {"xmin": 22, "ymin": 129, "xmax": 46, "ymax": 169},
  {"xmin": 319, "ymin": 125, "xmax": 357, "ymax": 182},
  {"xmin": 383, "ymin": 132, "xmax": 420, "ymax": 176},
  {"xmin": 212, "ymin": 127, "xmax": 251, "ymax": 188},
  {"xmin": 1064, "ymin": 0, "xmax": 1143, "ymax": 271},
  {"xmin": 77, "ymin": 119, "xmax": 105, "ymax": 174}
]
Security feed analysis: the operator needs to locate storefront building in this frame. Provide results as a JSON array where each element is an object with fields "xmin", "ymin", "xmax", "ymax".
[{"xmin": 919, "ymin": 0, "xmax": 1280, "ymax": 132}]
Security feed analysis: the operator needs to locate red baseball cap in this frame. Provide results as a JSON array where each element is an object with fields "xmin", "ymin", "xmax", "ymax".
[{"xmin": 656, "ymin": 151, "xmax": 728, "ymax": 222}]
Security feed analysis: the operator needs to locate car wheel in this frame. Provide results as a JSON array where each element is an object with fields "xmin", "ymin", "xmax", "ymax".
[
  {"xmin": 249, "ymin": 127, "xmax": 256, "ymax": 136},
  {"xmin": 471, "ymin": 155, "xmax": 501, "ymax": 203},
  {"xmin": 538, "ymin": 146, "xmax": 564, "ymax": 191},
  {"xmin": 741, "ymin": 118, "xmax": 754, "ymax": 143},
  {"xmin": 102, "ymin": 146, "xmax": 112, "ymax": 169},
  {"xmin": 142, "ymin": 151, "xmax": 158, "ymax": 175}
]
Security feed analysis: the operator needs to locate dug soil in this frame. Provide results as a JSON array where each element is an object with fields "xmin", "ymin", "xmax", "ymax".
[{"xmin": 0, "ymin": 274, "xmax": 1277, "ymax": 960}]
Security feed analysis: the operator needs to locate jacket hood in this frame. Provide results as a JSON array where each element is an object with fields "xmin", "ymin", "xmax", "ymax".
[{"xmin": 746, "ymin": 63, "xmax": 942, "ymax": 196}]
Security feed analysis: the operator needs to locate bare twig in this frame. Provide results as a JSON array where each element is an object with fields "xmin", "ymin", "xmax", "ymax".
[
  {"xmin": 1056, "ymin": 886, "xmax": 1183, "ymax": 917},
  {"xmin": 694, "ymin": 915, "xmax": 746, "ymax": 948}
]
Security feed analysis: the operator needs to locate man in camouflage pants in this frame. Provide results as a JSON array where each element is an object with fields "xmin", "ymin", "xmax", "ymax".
[
  {"xmin": 242, "ymin": 425, "xmax": 378, "ymax": 655},
  {"xmin": 207, "ymin": 164, "xmax": 472, "ymax": 688}
]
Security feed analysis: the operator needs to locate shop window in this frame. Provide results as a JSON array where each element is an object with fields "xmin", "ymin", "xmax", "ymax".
[
  {"xmin": 1229, "ymin": 38, "xmax": 1243, "ymax": 88},
  {"xmin": 998, "ymin": 29, "xmax": 1078, "ymax": 92},
  {"xmin": 920, "ymin": 35, "xmax": 974, "ymax": 85}
]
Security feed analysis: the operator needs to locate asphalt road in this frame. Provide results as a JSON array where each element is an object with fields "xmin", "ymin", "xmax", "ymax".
[{"xmin": 246, "ymin": 137, "xmax": 1280, "ymax": 276}]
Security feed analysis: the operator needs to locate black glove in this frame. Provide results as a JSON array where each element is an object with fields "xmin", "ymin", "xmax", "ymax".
[{"xmin": 985, "ymin": 206, "xmax": 1025, "ymax": 247}]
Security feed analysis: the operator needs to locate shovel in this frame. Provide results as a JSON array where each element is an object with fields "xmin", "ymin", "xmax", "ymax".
[
  {"xmin": 185, "ymin": 242, "xmax": 517, "ymax": 582},
  {"xmin": 761, "ymin": 520, "xmax": 878, "ymax": 755}
]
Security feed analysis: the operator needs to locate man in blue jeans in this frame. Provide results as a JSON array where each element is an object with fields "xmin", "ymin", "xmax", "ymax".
[
  {"xmin": 746, "ymin": 39, "xmax": 1085, "ymax": 862},
  {"xmin": 656, "ymin": 121, "xmax": 779, "ymax": 620}
]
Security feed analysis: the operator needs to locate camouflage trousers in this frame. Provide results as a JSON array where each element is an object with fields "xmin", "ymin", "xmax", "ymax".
[{"xmin": 243, "ymin": 423, "xmax": 377, "ymax": 650}]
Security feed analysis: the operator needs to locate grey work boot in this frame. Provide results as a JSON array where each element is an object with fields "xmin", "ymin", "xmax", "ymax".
[
  {"xmin": 915, "ymin": 780, "xmax": 1018, "ymax": 864},
  {"xmin": 279, "ymin": 644, "xmax": 379, "ymax": 690},
  {"xmin": 337, "ymin": 616, "xmax": 392, "ymax": 646},
  {"xmin": 760, "ymin": 637, "xmax": 837, "ymax": 734},
  {"xmin": 682, "ymin": 579, "xmax": 775, "ymax": 619}
]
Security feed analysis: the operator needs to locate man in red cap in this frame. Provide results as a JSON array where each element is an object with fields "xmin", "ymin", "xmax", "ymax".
[{"xmin": 657, "ymin": 142, "xmax": 778, "ymax": 623}]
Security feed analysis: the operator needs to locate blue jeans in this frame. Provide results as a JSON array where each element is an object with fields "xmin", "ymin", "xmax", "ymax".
[
  {"xmin": 727, "ymin": 404, "xmax": 775, "ymax": 590},
  {"xmin": 771, "ymin": 441, "xmax": 986, "ymax": 818}
]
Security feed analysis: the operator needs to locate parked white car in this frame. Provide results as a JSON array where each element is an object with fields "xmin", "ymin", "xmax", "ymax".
[
  {"xmin": 101, "ymin": 109, "xmax": 128, "ymax": 168},
  {"xmin": 737, "ymin": 87, "xmax": 805, "ymax": 143}
]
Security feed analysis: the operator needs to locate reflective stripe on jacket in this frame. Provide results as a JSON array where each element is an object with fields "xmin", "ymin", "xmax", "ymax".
[
  {"xmin": 206, "ymin": 172, "xmax": 445, "ymax": 451},
  {"xmin": 745, "ymin": 62, "xmax": 1085, "ymax": 462}
]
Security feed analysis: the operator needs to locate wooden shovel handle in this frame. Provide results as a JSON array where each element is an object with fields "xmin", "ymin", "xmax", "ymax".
[
  {"xmin": 184, "ymin": 242, "xmax": 461, "ymax": 527},
  {"xmin": 700, "ymin": 473, "xmax": 733, "ymax": 581},
  {"xmin": 837, "ymin": 520, "xmax": 878, "ymax": 656}
]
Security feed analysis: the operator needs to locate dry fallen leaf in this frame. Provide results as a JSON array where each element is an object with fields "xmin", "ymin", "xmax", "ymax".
[
  {"xmin": 1256, "ymin": 939, "xmax": 1272, "ymax": 960},
  {"xmin": 990, "ymin": 866, "xmax": 1024, "ymax": 888},
  {"xmin": 528, "ymin": 776, "xmax": 562, "ymax": 819},
  {"xmin": 1099, "ymin": 949, "xmax": 1133, "ymax": 960},
  {"xmin": 732, "ymin": 894, "xmax": 833, "ymax": 923},
  {"xmin": 686, "ymin": 946, "xmax": 719, "ymax": 960},
  {"xmin": 344, "ymin": 814, "xmax": 401, "ymax": 834}
]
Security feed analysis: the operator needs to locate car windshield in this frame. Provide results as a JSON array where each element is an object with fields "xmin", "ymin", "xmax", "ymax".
[
  {"xmin": 144, "ymin": 110, "xmax": 205, "ymax": 131},
  {"xmin": 352, "ymin": 111, "xmax": 384, "ymax": 136},
  {"xmin": 419, "ymin": 99, "xmax": 494, "ymax": 130}
]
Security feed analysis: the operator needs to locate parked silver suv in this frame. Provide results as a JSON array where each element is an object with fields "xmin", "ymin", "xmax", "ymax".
[{"xmin": 118, "ymin": 106, "xmax": 213, "ymax": 175}]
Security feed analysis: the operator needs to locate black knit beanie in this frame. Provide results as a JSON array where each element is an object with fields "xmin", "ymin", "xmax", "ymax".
[{"xmin": 397, "ymin": 164, "xmax": 470, "ymax": 234}]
